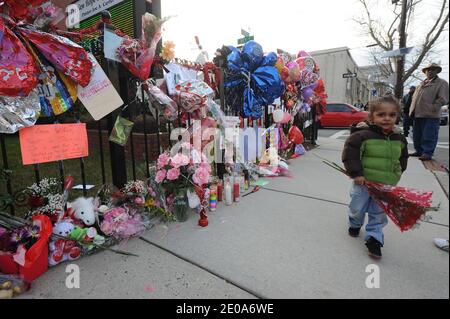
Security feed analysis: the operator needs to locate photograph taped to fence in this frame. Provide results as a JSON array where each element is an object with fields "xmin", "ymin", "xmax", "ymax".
[{"xmin": 19, "ymin": 123, "xmax": 89, "ymax": 165}]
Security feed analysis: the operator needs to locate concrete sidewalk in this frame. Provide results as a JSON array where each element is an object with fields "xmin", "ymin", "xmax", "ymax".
[{"xmin": 21, "ymin": 137, "xmax": 449, "ymax": 299}]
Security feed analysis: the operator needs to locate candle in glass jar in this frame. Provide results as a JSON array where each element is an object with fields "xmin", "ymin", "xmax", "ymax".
[
  {"xmin": 225, "ymin": 182, "xmax": 233, "ymax": 206},
  {"xmin": 209, "ymin": 190, "xmax": 217, "ymax": 211},
  {"xmin": 233, "ymin": 182, "xmax": 240, "ymax": 202},
  {"xmin": 239, "ymin": 174, "xmax": 245, "ymax": 192},
  {"xmin": 217, "ymin": 181, "xmax": 223, "ymax": 202}
]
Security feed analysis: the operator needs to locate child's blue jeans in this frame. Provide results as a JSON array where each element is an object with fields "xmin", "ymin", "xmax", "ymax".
[{"xmin": 348, "ymin": 184, "xmax": 388, "ymax": 245}]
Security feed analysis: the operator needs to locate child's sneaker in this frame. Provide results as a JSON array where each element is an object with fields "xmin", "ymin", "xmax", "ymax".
[
  {"xmin": 365, "ymin": 237, "xmax": 382, "ymax": 259},
  {"xmin": 348, "ymin": 227, "xmax": 360, "ymax": 237}
]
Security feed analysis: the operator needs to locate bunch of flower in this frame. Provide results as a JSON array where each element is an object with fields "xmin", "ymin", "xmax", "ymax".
[
  {"xmin": 160, "ymin": 41, "xmax": 175, "ymax": 62},
  {"xmin": 111, "ymin": 180, "xmax": 149, "ymax": 208},
  {"xmin": 24, "ymin": 178, "xmax": 65, "ymax": 221},
  {"xmin": 0, "ymin": 225, "xmax": 40, "ymax": 253},
  {"xmin": 26, "ymin": 193, "xmax": 65, "ymax": 222},
  {"xmin": 141, "ymin": 13, "xmax": 170, "ymax": 49},
  {"xmin": 99, "ymin": 207, "xmax": 149, "ymax": 240},
  {"xmin": 155, "ymin": 144, "xmax": 212, "ymax": 193},
  {"xmin": 25, "ymin": 178, "xmax": 59, "ymax": 198}
]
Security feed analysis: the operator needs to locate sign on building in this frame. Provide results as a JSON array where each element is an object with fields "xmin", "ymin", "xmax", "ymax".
[
  {"xmin": 72, "ymin": 0, "xmax": 124, "ymax": 22},
  {"xmin": 343, "ymin": 72, "xmax": 357, "ymax": 79}
]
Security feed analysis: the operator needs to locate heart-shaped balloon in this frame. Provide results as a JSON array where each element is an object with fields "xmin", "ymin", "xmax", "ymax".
[{"xmin": 288, "ymin": 126, "xmax": 304, "ymax": 145}]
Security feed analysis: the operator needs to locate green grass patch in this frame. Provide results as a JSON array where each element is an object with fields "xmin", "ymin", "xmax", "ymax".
[{"xmin": 1, "ymin": 135, "xmax": 149, "ymax": 217}]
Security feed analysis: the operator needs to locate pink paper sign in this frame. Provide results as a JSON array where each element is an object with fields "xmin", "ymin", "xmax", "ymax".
[{"xmin": 19, "ymin": 124, "xmax": 89, "ymax": 165}]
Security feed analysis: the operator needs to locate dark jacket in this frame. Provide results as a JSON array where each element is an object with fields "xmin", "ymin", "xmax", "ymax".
[
  {"xmin": 401, "ymin": 92, "xmax": 414, "ymax": 114},
  {"xmin": 342, "ymin": 122, "xmax": 408, "ymax": 185}
]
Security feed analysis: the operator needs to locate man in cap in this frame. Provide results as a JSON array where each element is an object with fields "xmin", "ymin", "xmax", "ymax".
[
  {"xmin": 409, "ymin": 63, "xmax": 449, "ymax": 161},
  {"xmin": 401, "ymin": 85, "xmax": 416, "ymax": 137}
]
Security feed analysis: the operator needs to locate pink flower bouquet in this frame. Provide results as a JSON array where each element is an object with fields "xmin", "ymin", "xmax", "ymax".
[{"xmin": 155, "ymin": 147, "xmax": 212, "ymax": 194}]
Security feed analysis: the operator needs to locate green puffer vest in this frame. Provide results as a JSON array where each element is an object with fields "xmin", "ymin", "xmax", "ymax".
[
  {"xmin": 342, "ymin": 123, "xmax": 409, "ymax": 185},
  {"xmin": 361, "ymin": 138, "xmax": 404, "ymax": 185}
]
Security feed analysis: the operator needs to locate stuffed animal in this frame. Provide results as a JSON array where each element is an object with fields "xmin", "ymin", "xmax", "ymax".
[
  {"xmin": 68, "ymin": 197, "xmax": 98, "ymax": 226},
  {"xmin": 48, "ymin": 220, "xmax": 81, "ymax": 266},
  {"xmin": 69, "ymin": 226, "xmax": 105, "ymax": 250}
]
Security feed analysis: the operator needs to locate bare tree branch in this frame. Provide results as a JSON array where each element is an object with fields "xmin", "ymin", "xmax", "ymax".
[
  {"xmin": 403, "ymin": 0, "xmax": 449, "ymax": 81},
  {"xmin": 357, "ymin": 0, "xmax": 392, "ymax": 50},
  {"xmin": 355, "ymin": 0, "xmax": 449, "ymax": 90}
]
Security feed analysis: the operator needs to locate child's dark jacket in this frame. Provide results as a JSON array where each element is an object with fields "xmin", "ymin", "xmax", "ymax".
[{"xmin": 342, "ymin": 122, "xmax": 408, "ymax": 185}]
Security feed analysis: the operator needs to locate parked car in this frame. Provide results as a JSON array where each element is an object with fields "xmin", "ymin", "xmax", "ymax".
[
  {"xmin": 319, "ymin": 103, "xmax": 369, "ymax": 127},
  {"xmin": 440, "ymin": 105, "xmax": 448, "ymax": 126}
]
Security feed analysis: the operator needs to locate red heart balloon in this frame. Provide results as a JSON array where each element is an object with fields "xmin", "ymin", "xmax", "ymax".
[{"xmin": 288, "ymin": 126, "xmax": 304, "ymax": 145}]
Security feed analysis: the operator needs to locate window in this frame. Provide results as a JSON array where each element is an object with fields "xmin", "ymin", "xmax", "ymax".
[{"xmin": 327, "ymin": 104, "xmax": 352, "ymax": 112}]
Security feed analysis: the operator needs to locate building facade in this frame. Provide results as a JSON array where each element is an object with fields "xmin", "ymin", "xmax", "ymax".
[
  {"xmin": 359, "ymin": 64, "xmax": 393, "ymax": 100},
  {"xmin": 310, "ymin": 47, "xmax": 371, "ymax": 105}
]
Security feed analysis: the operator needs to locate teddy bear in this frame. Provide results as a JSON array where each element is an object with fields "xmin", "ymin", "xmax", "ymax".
[
  {"xmin": 48, "ymin": 220, "xmax": 81, "ymax": 266},
  {"xmin": 67, "ymin": 197, "xmax": 99, "ymax": 227}
]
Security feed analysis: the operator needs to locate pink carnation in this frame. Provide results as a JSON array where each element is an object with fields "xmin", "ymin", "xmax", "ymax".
[
  {"xmin": 167, "ymin": 168, "xmax": 180, "ymax": 181},
  {"xmin": 157, "ymin": 153, "xmax": 170, "ymax": 169},
  {"xmin": 171, "ymin": 153, "xmax": 190, "ymax": 168},
  {"xmin": 193, "ymin": 167, "xmax": 210, "ymax": 186},
  {"xmin": 155, "ymin": 169, "xmax": 167, "ymax": 183},
  {"xmin": 201, "ymin": 153, "xmax": 209, "ymax": 164},
  {"xmin": 200, "ymin": 162, "xmax": 212, "ymax": 174}
]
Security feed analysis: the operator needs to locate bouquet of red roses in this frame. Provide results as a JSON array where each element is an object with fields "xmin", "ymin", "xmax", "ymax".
[{"xmin": 323, "ymin": 160, "xmax": 439, "ymax": 232}]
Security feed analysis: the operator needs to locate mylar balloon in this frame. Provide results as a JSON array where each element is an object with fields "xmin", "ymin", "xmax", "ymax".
[
  {"xmin": 273, "ymin": 109, "xmax": 284, "ymax": 123},
  {"xmin": 301, "ymin": 87, "xmax": 314, "ymax": 101},
  {"xmin": 288, "ymin": 126, "xmax": 304, "ymax": 145},
  {"xmin": 281, "ymin": 66, "xmax": 290, "ymax": 82},
  {"xmin": 297, "ymin": 50, "xmax": 309, "ymax": 58},
  {"xmin": 262, "ymin": 52, "xmax": 278, "ymax": 67},
  {"xmin": 280, "ymin": 112, "xmax": 292, "ymax": 124},
  {"xmin": 287, "ymin": 61, "xmax": 301, "ymax": 83},
  {"xmin": 242, "ymin": 41, "xmax": 264, "ymax": 72},
  {"xmin": 275, "ymin": 57, "xmax": 284, "ymax": 74}
]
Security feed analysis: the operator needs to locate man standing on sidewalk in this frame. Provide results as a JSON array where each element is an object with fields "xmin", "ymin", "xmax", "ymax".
[
  {"xmin": 409, "ymin": 63, "xmax": 449, "ymax": 161},
  {"xmin": 401, "ymin": 86, "xmax": 416, "ymax": 137}
]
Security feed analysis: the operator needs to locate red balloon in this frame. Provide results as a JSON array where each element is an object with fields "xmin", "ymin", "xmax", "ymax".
[
  {"xmin": 0, "ymin": 20, "xmax": 39, "ymax": 96},
  {"xmin": 18, "ymin": 27, "xmax": 92, "ymax": 87},
  {"xmin": 288, "ymin": 126, "xmax": 304, "ymax": 145}
]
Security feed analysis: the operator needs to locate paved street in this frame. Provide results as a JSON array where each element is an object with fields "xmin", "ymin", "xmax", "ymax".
[{"xmin": 319, "ymin": 125, "xmax": 449, "ymax": 167}]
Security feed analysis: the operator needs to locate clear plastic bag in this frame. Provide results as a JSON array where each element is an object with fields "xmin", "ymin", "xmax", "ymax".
[{"xmin": 145, "ymin": 83, "xmax": 178, "ymax": 121}]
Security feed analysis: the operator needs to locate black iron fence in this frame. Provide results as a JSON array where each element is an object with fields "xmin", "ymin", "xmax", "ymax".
[{"xmin": 1, "ymin": 53, "xmax": 318, "ymax": 215}]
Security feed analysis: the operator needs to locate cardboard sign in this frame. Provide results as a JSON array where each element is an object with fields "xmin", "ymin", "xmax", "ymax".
[
  {"xmin": 19, "ymin": 124, "xmax": 89, "ymax": 165},
  {"xmin": 78, "ymin": 54, "xmax": 123, "ymax": 120}
]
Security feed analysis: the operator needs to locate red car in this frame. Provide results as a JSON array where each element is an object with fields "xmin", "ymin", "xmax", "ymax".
[{"xmin": 319, "ymin": 103, "xmax": 368, "ymax": 127}]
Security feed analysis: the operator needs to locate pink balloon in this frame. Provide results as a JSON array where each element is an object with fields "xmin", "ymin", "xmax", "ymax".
[
  {"xmin": 287, "ymin": 61, "xmax": 301, "ymax": 83},
  {"xmin": 297, "ymin": 50, "xmax": 309, "ymax": 58},
  {"xmin": 280, "ymin": 112, "xmax": 292, "ymax": 124}
]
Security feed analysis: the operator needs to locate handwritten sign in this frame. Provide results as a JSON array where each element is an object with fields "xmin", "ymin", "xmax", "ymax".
[
  {"xmin": 19, "ymin": 124, "xmax": 89, "ymax": 165},
  {"xmin": 78, "ymin": 54, "xmax": 123, "ymax": 120}
]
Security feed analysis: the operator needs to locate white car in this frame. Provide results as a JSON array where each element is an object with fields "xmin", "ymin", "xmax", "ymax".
[{"xmin": 441, "ymin": 105, "xmax": 449, "ymax": 126}]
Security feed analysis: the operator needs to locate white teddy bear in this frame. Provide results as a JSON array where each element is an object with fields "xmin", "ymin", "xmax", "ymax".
[{"xmin": 68, "ymin": 197, "xmax": 98, "ymax": 226}]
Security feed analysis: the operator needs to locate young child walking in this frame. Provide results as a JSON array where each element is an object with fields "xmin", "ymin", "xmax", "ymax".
[{"xmin": 342, "ymin": 96, "xmax": 409, "ymax": 259}]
